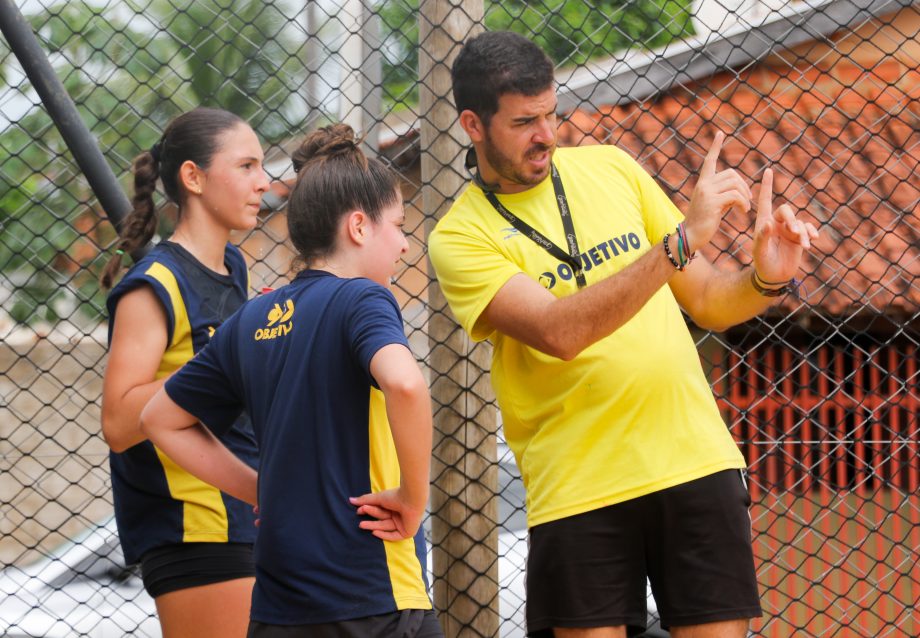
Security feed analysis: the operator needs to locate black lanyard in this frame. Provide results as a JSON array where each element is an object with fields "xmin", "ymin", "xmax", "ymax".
[{"xmin": 482, "ymin": 163, "xmax": 586, "ymax": 288}]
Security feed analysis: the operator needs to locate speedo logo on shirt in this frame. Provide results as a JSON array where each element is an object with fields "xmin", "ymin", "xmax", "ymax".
[
  {"xmin": 538, "ymin": 232, "xmax": 643, "ymax": 289},
  {"xmin": 254, "ymin": 299, "xmax": 294, "ymax": 341}
]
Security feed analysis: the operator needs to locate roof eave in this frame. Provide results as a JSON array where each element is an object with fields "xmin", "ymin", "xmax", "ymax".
[{"xmin": 556, "ymin": 0, "xmax": 918, "ymax": 111}]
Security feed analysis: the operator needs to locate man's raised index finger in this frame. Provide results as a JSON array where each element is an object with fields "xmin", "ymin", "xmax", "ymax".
[
  {"xmin": 759, "ymin": 168, "xmax": 774, "ymax": 208},
  {"xmin": 756, "ymin": 168, "xmax": 774, "ymax": 227},
  {"xmin": 701, "ymin": 131, "xmax": 725, "ymax": 177}
]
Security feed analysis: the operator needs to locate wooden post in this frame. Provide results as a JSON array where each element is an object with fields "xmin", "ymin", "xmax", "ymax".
[
  {"xmin": 418, "ymin": 2, "xmax": 498, "ymax": 636},
  {"xmin": 302, "ymin": 2, "xmax": 324, "ymax": 127},
  {"xmin": 339, "ymin": 0, "xmax": 383, "ymax": 150}
]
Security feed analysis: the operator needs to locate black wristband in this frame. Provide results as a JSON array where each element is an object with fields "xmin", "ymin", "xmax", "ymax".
[{"xmin": 750, "ymin": 270, "xmax": 799, "ymax": 297}]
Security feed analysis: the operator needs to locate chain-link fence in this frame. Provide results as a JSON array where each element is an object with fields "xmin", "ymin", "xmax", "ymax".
[{"xmin": 1, "ymin": 0, "xmax": 917, "ymax": 636}]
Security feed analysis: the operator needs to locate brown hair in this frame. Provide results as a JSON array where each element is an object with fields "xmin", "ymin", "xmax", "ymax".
[{"xmin": 287, "ymin": 123, "xmax": 400, "ymax": 267}]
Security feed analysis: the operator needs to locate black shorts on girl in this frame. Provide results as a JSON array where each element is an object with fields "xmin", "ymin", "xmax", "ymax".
[
  {"xmin": 140, "ymin": 542, "xmax": 255, "ymax": 598},
  {"xmin": 246, "ymin": 609, "xmax": 443, "ymax": 638},
  {"xmin": 526, "ymin": 469, "xmax": 762, "ymax": 637}
]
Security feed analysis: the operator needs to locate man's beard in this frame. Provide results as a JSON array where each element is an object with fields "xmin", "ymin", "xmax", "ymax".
[{"xmin": 482, "ymin": 132, "xmax": 554, "ymax": 188}]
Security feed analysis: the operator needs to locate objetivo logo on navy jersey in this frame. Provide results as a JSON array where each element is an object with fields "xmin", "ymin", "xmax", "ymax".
[
  {"xmin": 533, "ymin": 232, "xmax": 644, "ymax": 290},
  {"xmin": 254, "ymin": 299, "xmax": 294, "ymax": 341}
]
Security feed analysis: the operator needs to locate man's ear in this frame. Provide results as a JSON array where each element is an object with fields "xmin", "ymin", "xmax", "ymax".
[
  {"xmin": 178, "ymin": 160, "xmax": 205, "ymax": 196},
  {"xmin": 459, "ymin": 110, "xmax": 486, "ymax": 143},
  {"xmin": 344, "ymin": 210, "xmax": 368, "ymax": 245}
]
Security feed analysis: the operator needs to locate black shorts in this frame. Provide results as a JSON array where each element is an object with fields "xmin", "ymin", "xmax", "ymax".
[
  {"xmin": 140, "ymin": 542, "xmax": 255, "ymax": 598},
  {"xmin": 247, "ymin": 609, "xmax": 443, "ymax": 638},
  {"xmin": 527, "ymin": 469, "xmax": 762, "ymax": 636}
]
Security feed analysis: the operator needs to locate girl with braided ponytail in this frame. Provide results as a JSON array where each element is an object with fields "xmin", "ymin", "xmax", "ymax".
[
  {"xmin": 139, "ymin": 123, "xmax": 442, "ymax": 637},
  {"xmin": 101, "ymin": 107, "xmax": 269, "ymax": 637}
]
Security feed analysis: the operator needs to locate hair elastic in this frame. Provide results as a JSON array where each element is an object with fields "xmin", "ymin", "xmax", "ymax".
[{"xmin": 150, "ymin": 140, "xmax": 163, "ymax": 164}]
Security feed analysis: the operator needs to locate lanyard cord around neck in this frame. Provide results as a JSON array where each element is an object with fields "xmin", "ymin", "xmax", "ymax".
[{"xmin": 481, "ymin": 163, "xmax": 586, "ymax": 288}]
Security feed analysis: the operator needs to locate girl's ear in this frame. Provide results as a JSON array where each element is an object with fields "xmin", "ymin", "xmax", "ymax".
[
  {"xmin": 178, "ymin": 160, "xmax": 205, "ymax": 196},
  {"xmin": 344, "ymin": 210, "xmax": 368, "ymax": 245}
]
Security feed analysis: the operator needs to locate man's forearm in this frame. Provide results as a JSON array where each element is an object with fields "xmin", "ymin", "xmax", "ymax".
[
  {"xmin": 536, "ymin": 240, "xmax": 679, "ymax": 359},
  {"xmin": 686, "ymin": 266, "xmax": 785, "ymax": 332}
]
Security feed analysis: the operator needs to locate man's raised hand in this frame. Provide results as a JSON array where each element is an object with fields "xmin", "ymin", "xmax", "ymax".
[
  {"xmin": 684, "ymin": 131, "xmax": 753, "ymax": 250},
  {"xmin": 752, "ymin": 168, "xmax": 819, "ymax": 284}
]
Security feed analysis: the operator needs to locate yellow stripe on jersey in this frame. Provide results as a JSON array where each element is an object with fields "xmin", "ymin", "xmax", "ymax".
[
  {"xmin": 145, "ymin": 262, "xmax": 230, "ymax": 543},
  {"xmin": 145, "ymin": 263, "xmax": 194, "ymax": 381},
  {"xmin": 367, "ymin": 388, "xmax": 432, "ymax": 610}
]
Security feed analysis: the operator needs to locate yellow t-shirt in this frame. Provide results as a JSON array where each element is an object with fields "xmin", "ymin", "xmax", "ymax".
[{"xmin": 429, "ymin": 145, "xmax": 746, "ymax": 528}]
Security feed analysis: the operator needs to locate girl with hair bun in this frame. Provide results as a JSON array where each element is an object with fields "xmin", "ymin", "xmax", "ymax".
[
  {"xmin": 101, "ymin": 107, "xmax": 269, "ymax": 637},
  {"xmin": 140, "ymin": 124, "xmax": 442, "ymax": 637}
]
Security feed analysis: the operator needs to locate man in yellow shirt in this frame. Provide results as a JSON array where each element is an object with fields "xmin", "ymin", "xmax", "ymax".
[{"xmin": 428, "ymin": 31, "xmax": 818, "ymax": 638}]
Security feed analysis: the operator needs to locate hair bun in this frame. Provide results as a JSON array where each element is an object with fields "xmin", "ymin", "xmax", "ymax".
[{"xmin": 292, "ymin": 123, "xmax": 365, "ymax": 173}]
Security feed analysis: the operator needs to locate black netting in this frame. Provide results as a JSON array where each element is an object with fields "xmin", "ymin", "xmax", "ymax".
[{"xmin": 1, "ymin": 0, "xmax": 917, "ymax": 636}]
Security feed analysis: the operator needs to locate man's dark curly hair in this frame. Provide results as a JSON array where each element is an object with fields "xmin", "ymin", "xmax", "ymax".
[{"xmin": 451, "ymin": 31, "xmax": 555, "ymax": 127}]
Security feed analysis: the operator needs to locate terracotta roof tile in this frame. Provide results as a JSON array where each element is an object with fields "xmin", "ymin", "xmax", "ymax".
[{"xmin": 560, "ymin": 58, "xmax": 919, "ymax": 316}]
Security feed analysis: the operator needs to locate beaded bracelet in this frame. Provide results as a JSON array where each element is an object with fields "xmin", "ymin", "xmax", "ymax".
[
  {"xmin": 664, "ymin": 225, "xmax": 694, "ymax": 271},
  {"xmin": 663, "ymin": 233, "xmax": 683, "ymax": 270},
  {"xmin": 750, "ymin": 269, "xmax": 800, "ymax": 298}
]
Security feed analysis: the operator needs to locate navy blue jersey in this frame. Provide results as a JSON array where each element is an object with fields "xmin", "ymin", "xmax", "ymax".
[
  {"xmin": 164, "ymin": 269, "xmax": 431, "ymax": 624},
  {"xmin": 106, "ymin": 241, "xmax": 258, "ymax": 564}
]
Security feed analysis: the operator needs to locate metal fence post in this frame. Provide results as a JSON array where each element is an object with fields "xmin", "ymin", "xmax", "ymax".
[{"xmin": 0, "ymin": 0, "xmax": 140, "ymax": 255}]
